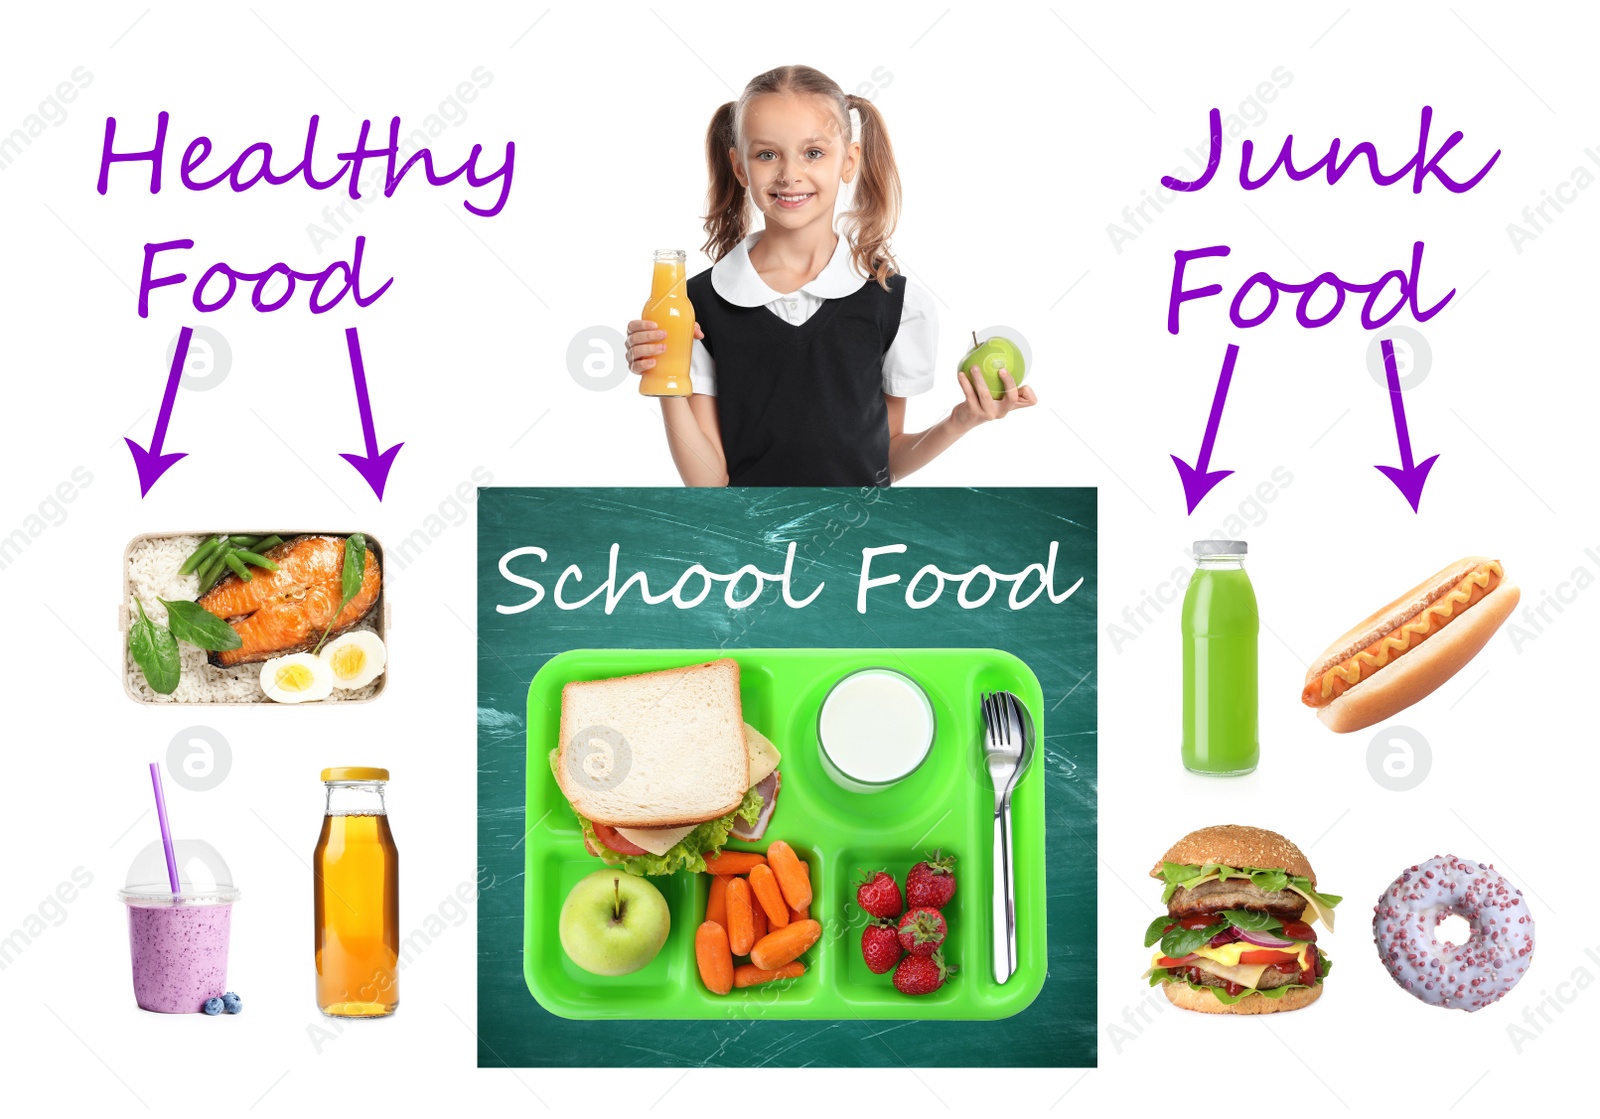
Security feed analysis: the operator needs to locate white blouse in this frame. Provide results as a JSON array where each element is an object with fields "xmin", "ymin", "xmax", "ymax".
[{"xmin": 689, "ymin": 230, "xmax": 939, "ymax": 399}]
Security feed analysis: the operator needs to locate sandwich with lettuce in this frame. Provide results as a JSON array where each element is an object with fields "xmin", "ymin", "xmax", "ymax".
[
  {"xmin": 550, "ymin": 658, "xmax": 781, "ymax": 876},
  {"xmin": 1143, "ymin": 824, "xmax": 1340, "ymax": 1014}
]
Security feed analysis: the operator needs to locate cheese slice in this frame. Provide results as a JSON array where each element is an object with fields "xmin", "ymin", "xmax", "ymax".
[
  {"xmin": 614, "ymin": 727, "xmax": 781, "ymax": 857},
  {"xmin": 1149, "ymin": 950, "xmax": 1269, "ymax": 990},
  {"xmin": 744, "ymin": 723, "xmax": 781, "ymax": 785},
  {"xmin": 1148, "ymin": 942, "xmax": 1312, "ymax": 990},
  {"xmin": 614, "ymin": 823, "xmax": 696, "ymax": 856}
]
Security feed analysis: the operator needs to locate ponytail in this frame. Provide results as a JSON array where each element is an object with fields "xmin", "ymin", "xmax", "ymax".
[
  {"xmin": 702, "ymin": 67, "xmax": 903, "ymax": 289},
  {"xmin": 844, "ymin": 94, "xmax": 902, "ymax": 289},
  {"xmin": 701, "ymin": 101, "xmax": 747, "ymax": 261}
]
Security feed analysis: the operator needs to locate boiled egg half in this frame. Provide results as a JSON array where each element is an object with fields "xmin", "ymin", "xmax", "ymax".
[
  {"xmin": 320, "ymin": 631, "xmax": 387, "ymax": 689},
  {"xmin": 260, "ymin": 653, "xmax": 335, "ymax": 703}
]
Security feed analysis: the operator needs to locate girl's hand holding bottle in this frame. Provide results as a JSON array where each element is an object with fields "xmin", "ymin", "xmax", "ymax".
[{"xmin": 624, "ymin": 319, "xmax": 705, "ymax": 377}]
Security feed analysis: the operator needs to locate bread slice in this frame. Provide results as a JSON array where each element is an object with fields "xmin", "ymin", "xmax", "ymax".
[
  {"xmin": 556, "ymin": 658, "xmax": 749, "ymax": 829},
  {"xmin": 1151, "ymin": 824, "xmax": 1316, "ymax": 883},
  {"xmin": 1161, "ymin": 979, "xmax": 1322, "ymax": 1015}
]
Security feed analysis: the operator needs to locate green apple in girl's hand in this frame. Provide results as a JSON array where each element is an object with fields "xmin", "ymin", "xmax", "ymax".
[{"xmin": 957, "ymin": 331, "xmax": 1027, "ymax": 399}]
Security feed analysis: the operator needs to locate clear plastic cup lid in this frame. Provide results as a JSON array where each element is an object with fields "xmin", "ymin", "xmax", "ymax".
[{"xmin": 120, "ymin": 839, "xmax": 240, "ymax": 905}]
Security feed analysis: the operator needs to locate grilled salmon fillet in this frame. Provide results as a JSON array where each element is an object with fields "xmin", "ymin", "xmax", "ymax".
[{"xmin": 198, "ymin": 535, "xmax": 381, "ymax": 667}]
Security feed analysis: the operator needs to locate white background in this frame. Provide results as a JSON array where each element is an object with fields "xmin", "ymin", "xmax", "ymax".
[{"xmin": 0, "ymin": 1, "xmax": 1593, "ymax": 1114}]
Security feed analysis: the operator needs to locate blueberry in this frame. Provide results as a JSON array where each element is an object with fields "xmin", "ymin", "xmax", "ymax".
[
  {"xmin": 203, "ymin": 997, "xmax": 224, "ymax": 1015},
  {"xmin": 222, "ymin": 992, "xmax": 242, "ymax": 1014}
]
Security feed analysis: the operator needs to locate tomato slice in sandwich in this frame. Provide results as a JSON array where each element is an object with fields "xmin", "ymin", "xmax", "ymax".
[
  {"xmin": 591, "ymin": 822, "xmax": 648, "ymax": 856},
  {"xmin": 1156, "ymin": 954, "xmax": 1199, "ymax": 968},
  {"xmin": 1236, "ymin": 949, "xmax": 1301, "ymax": 965}
]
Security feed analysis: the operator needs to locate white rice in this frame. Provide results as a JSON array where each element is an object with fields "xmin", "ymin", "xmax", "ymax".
[{"xmin": 124, "ymin": 534, "xmax": 383, "ymax": 705}]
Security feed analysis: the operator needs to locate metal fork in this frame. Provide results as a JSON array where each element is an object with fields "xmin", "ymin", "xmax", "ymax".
[{"xmin": 982, "ymin": 690, "xmax": 1035, "ymax": 983}]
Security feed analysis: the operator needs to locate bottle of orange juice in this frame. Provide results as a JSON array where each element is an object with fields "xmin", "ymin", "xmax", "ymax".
[
  {"xmin": 640, "ymin": 249, "xmax": 695, "ymax": 396},
  {"xmin": 313, "ymin": 767, "xmax": 400, "ymax": 1018}
]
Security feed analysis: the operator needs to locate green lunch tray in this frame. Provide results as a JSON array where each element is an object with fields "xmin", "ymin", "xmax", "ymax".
[{"xmin": 523, "ymin": 648, "xmax": 1047, "ymax": 1021}]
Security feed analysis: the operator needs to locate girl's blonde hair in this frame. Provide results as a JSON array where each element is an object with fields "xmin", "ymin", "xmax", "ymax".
[{"xmin": 702, "ymin": 65, "xmax": 902, "ymax": 289}]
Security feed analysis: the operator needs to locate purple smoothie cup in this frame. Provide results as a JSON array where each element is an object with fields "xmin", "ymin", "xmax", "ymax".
[{"xmin": 120, "ymin": 839, "xmax": 240, "ymax": 1014}]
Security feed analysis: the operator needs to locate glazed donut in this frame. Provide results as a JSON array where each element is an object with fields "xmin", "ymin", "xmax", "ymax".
[{"xmin": 1372, "ymin": 855, "xmax": 1534, "ymax": 1011}]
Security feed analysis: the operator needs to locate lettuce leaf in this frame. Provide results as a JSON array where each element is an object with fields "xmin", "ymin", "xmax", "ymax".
[
  {"xmin": 1158, "ymin": 861, "xmax": 1343, "ymax": 912},
  {"xmin": 548, "ymin": 748, "xmax": 763, "ymax": 875}
]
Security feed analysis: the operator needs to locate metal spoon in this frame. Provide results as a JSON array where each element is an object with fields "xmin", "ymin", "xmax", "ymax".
[{"xmin": 982, "ymin": 690, "xmax": 1036, "ymax": 983}]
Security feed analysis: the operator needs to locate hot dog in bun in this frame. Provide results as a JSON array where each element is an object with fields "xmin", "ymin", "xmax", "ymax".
[{"xmin": 1301, "ymin": 556, "xmax": 1518, "ymax": 734}]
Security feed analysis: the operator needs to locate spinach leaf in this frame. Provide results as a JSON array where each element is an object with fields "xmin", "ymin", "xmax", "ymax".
[
  {"xmin": 1143, "ymin": 914, "xmax": 1176, "ymax": 948},
  {"xmin": 1159, "ymin": 921, "xmax": 1227, "ymax": 959},
  {"xmin": 130, "ymin": 599, "xmax": 181, "ymax": 694},
  {"xmin": 1220, "ymin": 909, "xmax": 1284, "ymax": 933},
  {"xmin": 312, "ymin": 533, "xmax": 369, "ymax": 654},
  {"xmin": 159, "ymin": 599, "xmax": 242, "ymax": 651}
]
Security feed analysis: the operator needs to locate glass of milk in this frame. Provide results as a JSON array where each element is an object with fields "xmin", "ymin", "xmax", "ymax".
[{"xmin": 817, "ymin": 668, "xmax": 936, "ymax": 793}]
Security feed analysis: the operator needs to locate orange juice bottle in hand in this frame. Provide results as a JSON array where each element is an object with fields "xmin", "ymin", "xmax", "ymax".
[{"xmin": 640, "ymin": 249, "xmax": 695, "ymax": 396}]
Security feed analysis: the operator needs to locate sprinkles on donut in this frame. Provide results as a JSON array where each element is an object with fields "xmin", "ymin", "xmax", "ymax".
[
  {"xmin": 1143, "ymin": 824, "xmax": 1340, "ymax": 1015},
  {"xmin": 1372, "ymin": 855, "xmax": 1534, "ymax": 1012}
]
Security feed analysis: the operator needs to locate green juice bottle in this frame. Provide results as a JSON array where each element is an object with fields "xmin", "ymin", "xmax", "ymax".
[{"xmin": 1181, "ymin": 541, "xmax": 1259, "ymax": 775}]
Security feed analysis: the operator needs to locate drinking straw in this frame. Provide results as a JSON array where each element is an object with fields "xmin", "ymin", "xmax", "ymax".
[{"xmin": 148, "ymin": 762, "xmax": 181, "ymax": 895}]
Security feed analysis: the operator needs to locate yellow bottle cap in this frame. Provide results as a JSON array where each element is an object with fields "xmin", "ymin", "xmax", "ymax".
[{"xmin": 321, "ymin": 766, "xmax": 390, "ymax": 782}]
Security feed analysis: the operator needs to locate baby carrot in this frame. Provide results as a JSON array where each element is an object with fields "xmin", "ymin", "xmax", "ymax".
[
  {"xmin": 733, "ymin": 961, "xmax": 806, "ymax": 988},
  {"xmin": 750, "ymin": 890, "xmax": 768, "ymax": 944},
  {"xmin": 749, "ymin": 919, "xmax": 822, "ymax": 971},
  {"xmin": 695, "ymin": 921, "xmax": 734, "ymax": 995},
  {"xmin": 748, "ymin": 864, "xmax": 791, "ymax": 930},
  {"xmin": 704, "ymin": 851, "xmax": 766, "ymax": 876},
  {"xmin": 766, "ymin": 841, "xmax": 812, "ymax": 910},
  {"xmin": 726, "ymin": 877, "xmax": 755, "ymax": 955},
  {"xmin": 789, "ymin": 862, "xmax": 811, "ymax": 921},
  {"xmin": 705, "ymin": 875, "xmax": 730, "ymax": 930}
]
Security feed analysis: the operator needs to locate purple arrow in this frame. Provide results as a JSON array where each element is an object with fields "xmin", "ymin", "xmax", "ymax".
[
  {"xmin": 125, "ymin": 326, "xmax": 192, "ymax": 497},
  {"xmin": 338, "ymin": 326, "xmax": 403, "ymax": 500},
  {"xmin": 1373, "ymin": 337, "xmax": 1438, "ymax": 513},
  {"xmin": 1170, "ymin": 343, "xmax": 1239, "ymax": 514}
]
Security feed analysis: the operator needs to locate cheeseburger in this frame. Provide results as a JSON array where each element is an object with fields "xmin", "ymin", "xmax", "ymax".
[
  {"xmin": 1302, "ymin": 556, "xmax": 1517, "ymax": 734},
  {"xmin": 1145, "ymin": 825, "xmax": 1339, "ymax": 1014}
]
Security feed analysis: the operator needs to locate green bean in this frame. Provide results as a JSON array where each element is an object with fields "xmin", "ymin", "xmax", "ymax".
[
  {"xmin": 178, "ymin": 535, "xmax": 227, "ymax": 576},
  {"xmin": 228, "ymin": 535, "xmax": 260, "ymax": 549},
  {"xmin": 196, "ymin": 552, "xmax": 227, "ymax": 593},
  {"xmin": 233, "ymin": 550, "xmax": 279, "ymax": 571},
  {"xmin": 224, "ymin": 553, "xmax": 253, "ymax": 582},
  {"xmin": 253, "ymin": 535, "xmax": 284, "ymax": 552}
]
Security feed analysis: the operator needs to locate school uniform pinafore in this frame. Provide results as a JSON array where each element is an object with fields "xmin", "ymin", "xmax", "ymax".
[{"xmin": 687, "ymin": 270, "xmax": 907, "ymax": 488}]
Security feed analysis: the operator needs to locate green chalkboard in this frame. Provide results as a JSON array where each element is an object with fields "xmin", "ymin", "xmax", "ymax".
[{"xmin": 477, "ymin": 487, "xmax": 1097, "ymax": 1067}]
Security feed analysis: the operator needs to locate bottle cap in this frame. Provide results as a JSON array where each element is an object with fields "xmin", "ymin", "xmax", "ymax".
[
  {"xmin": 321, "ymin": 767, "xmax": 389, "ymax": 783},
  {"xmin": 1192, "ymin": 540, "xmax": 1247, "ymax": 555}
]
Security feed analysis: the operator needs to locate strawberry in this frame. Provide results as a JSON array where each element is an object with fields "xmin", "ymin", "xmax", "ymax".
[
  {"xmin": 893, "ymin": 949, "xmax": 955, "ymax": 995},
  {"xmin": 896, "ymin": 906, "xmax": 947, "ymax": 957},
  {"xmin": 905, "ymin": 851, "xmax": 957, "ymax": 910},
  {"xmin": 856, "ymin": 870, "xmax": 903, "ymax": 920},
  {"xmin": 861, "ymin": 919, "xmax": 903, "ymax": 974}
]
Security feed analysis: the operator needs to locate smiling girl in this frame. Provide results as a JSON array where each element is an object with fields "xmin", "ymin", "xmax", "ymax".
[{"xmin": 625, "ymin": 65, "xmax": 1036, "ymax": 487}]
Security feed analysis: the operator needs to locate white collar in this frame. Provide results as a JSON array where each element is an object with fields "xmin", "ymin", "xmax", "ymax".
[{"xmin": 711, "ymin": 229, "xmax": 864, "ymax": 306}]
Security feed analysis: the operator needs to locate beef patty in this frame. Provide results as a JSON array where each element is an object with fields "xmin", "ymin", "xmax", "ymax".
[{"xmin": 1167, "ymin": 878, "xmax": 1307, "ymax": 921}]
